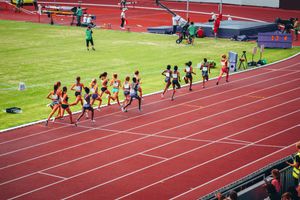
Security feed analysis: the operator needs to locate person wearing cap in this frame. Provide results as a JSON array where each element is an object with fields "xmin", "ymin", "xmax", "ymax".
[{"xmin": 85, "ymin": 26, "xmax": 95, "ymax": 51}]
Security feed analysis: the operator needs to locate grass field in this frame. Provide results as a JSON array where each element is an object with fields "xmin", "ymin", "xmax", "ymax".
[{"xmin": 0, "ymin": 20, "xmax": 299, "ymax": 130}]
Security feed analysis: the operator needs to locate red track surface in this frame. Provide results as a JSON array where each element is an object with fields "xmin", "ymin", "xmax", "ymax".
[{"xmin": 0, "ymin": 54, "xmax": 300, "ymax": 199}]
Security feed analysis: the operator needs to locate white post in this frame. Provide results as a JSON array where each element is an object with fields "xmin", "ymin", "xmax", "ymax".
[
  {"xmin": 186, "ymin": 0, "xmax": 189, "ymax": 20},
  {"xmin": 219, "ymin": 0, "xmax": 222, "ymax": 14}
]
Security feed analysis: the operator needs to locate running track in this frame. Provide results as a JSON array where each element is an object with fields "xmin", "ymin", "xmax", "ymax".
[{"xmin": 0, "ymin": 54, "xmax": 300, "ymax": 199}]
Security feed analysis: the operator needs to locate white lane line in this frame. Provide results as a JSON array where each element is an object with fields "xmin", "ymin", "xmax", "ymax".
[
  {"xmin": 140, "ymin": 153, "xmax": 168, "ymax": 160},
  {"xmin": 38, "ymin": 172, "xmax": 67, "ymax": 180}
]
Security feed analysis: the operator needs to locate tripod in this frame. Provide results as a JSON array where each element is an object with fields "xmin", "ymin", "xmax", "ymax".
[{"xmin": 238, "ymin": 51, "xmax": 247, "ymax": 70}]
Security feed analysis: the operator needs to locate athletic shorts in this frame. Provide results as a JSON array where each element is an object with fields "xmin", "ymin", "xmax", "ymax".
[
  {"xmin": 221, "ymin": 67, "xmax": 229, "ymax": 73},
  {"xmin": 92, "ymin": 93, "xmax": 98, "ymax": 99},
  {"xmin": 61, "ymin": 104, "xmax": 69, "ymax": 109},
  {"xmin": 112, "ymin": 88, "xmax": 119, "ymax": 93},
  {"xmin": 165, "ymin": 77, "xmax": 171, "ymax": 83},
  {"xmin": 50, "ymin": 101, "xmax": 59, "ymax": 107},
  {"xmin": 75, "ymin": 91, "xmax": 81, "ymax": 97},
  {"xmin": 83, "ymin": 104, "xmax": 93, "ymax": 111},
  {"xmin": 202, "ymin": 71, "xmax": 209, "ymax": 78},
  {"xmin": 101, "ymin": 87, "xmax": 107, "ymax": 92},
  {"xmin": 172, "ymin": 80, "xmax": 181, "ymax": 89},
  {"xmin": 124, "ymin": 91, "xmax": 130, "ymax": 96},
  {"xmin": 185, "ymin": 74, "xmax": 192, "ymax": 79}
]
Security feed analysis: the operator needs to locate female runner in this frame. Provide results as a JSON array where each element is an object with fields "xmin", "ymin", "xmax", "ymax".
[
  {"xmin": 200, "ymin": 58, "xmax": 211, "ymax": 88},
  {"xmin": 122, "ymin": 76, "xmax": 131, "ymax": 106},
  {"xmin": 161, "ymin": 64, "xmax": 172, "ymax": 98},
  {"xmin": 75, "ymin": 87, "xmax": 95, "ymax": 125},
  {"xmin": 45, "ymin": 84, "xmax": 60, "ymax": 126},
  {"xmin": 121, "ymin": 77, "xmax": 141, "ymax": 112},
  {"xmin": 109, "ymin": 73, "xmax": 121, "ymax": 105},
  {"xmin": 89, "ymin": 78, "xmax": 102, "ymax": 110},
  {"xmin": 216, "ymin": 54, "xmax": 229, "ymax": 85},
  {"xmin": 99, "ymin": 72, "xmax": 111, "ymax": 106},
  {"xmin": 59, "ymin": 86, "xmax": 74, "ymax": 124},
  {"xmin": 70, "ymin": 76, "xmax": 84, "ymax": 106},
  {"xmin": 134, "ymin": 70, "xmax": 143, "ymax": 99},
  {"xmin": 184, "ymin": 61, "xmax": 196, "ymax": 91},
  {"xmin": 171, "ymin": 65, "xmax": 181, "ymax": 101}
]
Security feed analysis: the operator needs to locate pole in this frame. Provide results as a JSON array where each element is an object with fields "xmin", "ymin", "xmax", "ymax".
[
  {"xmin": 186, "ymin": 0, "xmax": 189, "ymax": 20},
  {"xmin": 219, "ymin": 0, "xmax": 222, "ymax": 14}
]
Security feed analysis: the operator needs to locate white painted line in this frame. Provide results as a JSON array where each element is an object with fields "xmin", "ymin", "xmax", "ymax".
[
  {"xmin": 224, "ymin": 138, "xmax": 252, "ymax": 144},
  {"xmin": 38, "ymin": 171, "xmax": 66, "ymax": 180},
  {"xmin": 118, "ymin": 125, "xmax": 299, "ymax": 200},
  {"xmin": 140, "ymin": 153, "xmax": 168, "ymax": 160}
]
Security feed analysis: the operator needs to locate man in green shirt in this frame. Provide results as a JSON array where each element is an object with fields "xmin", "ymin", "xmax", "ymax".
[
  {"xmin": 76, "ymin": 6, "xmax": 83, "ymax": 26},
  {"xmin": 86, "ymin": 26, "xmax": 95, "ymax": 51},
  {"xmin": 188, "ymin": 21, "xmax": 197, "ymax": 45}
]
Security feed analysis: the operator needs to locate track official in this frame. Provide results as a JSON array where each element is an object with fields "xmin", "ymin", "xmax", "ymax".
[{"xmin": 286, "ymin": 142, "xmax": 300, "ymax": 187}]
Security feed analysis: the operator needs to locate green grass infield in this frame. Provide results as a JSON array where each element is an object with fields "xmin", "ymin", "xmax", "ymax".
[{"xmin": 0, "ymin": 20, "xmax": 299, "ymax": 130}]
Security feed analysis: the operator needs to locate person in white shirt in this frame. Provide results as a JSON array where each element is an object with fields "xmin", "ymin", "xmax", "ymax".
[
  {"xmin": 209, "ymin": 12, "xmax": 217, "ymax": 22},
  {"xmin": 82, "ymin": 14, "xmax": 88, "ymax": 24},
  {"xmin": 120, "ymin": 8, "xmax": 126, "ymax": 29},
  {"xmin": 172, "ymin": 15, "xmax": 180, "ymax": 34},
  {"xmin": 227, "ymin": 15, "xmax": 232, "ymax": 21}
]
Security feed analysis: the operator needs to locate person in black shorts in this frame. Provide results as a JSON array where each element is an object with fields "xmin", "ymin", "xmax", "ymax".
[
  {"xmin": 75, "ymin": 87, "xmax": 95, "ymax": 126},
  {"xmin": 121, "ymin": 77, "xmax": 141, "ymax": 112},
  {"xmin": 200, "ymin": 58, "xmax": 211, "ymax": 88},
  {"xmin": 99, "ymin": 72, "xmax": 111, "ymax": 106},
  {"xmin": 184, "ymin": 61, "xmax": 196, "ymax": 91},
  {"xmin": 161, "ymin": 64, "xmax": 172, "ymax": 98},
  {"xmin": 171, "ymin": 65, "xmax": 181, "ymax": 101}
]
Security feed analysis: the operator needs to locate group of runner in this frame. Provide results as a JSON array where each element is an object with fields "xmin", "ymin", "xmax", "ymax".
[
  {"xmin": 46, "ymin": 54, "xmax": 229, "ymax": 126},
  {"xmin": 161, "ymin": 54, "xmax": 229, "ymax": 100},
  {"xmin": 45, "ymin": 70, "xmax": 143, "ymax": 126}
]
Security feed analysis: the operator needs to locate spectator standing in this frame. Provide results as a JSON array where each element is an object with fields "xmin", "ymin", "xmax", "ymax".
[
  {"xmin": 188, "ymin": 21, "xmax": 197, "ymax": 45},
  {"xmin": 120, "ymin": 0, "xmax": 126, "ymax": 10},
  {"xmin": 82, "ymin": 14, "xmax": 88, "ymax": 24},
  {"xmin": 120, "ymin": 8, "xmax": 126, "ymax": 29},
  {"xmin": 172, "ymin": 15, "xmax": 180, "ymax": 34},
  {"xmin": 76, "ymin": 6, "xmax": 83, "ymax": 26},
  {"xmin": 197, "ymin": 26, "xmax": 204, "ymax": 38},
  {"xmin": 286, "ymin": 141, "xmax": 300, "ymax": 187},
  {"xmin": 265, "ymin": 169, "xmax": 281, "ymax": 200},
  {"xmin": 209, "ymin": 12, "xmax": 217, "ymax": 22},
  {"xmin": 213, "ymin": 15, "xmax": 221, "ymax": 38},
  {"xmin": 85, "ymin": 26, "xmax": 95, "ymax": 51}
]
